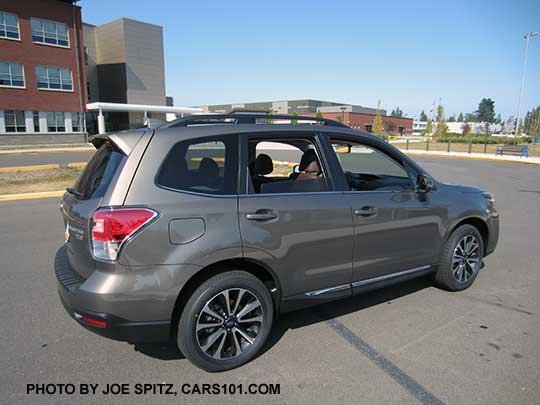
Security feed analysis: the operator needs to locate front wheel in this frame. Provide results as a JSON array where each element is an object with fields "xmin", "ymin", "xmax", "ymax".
[
  {"xmin": 434, "ymin": 224, "xmax": 484, "ymax": 291},
  {"xmin": 178, "ymin": 271, "xmax": 274, "ymax": 372}
]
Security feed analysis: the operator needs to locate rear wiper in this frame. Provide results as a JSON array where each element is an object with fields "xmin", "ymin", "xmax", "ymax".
[{"xmin": 66, "ymin": 187, "xmax": 85, "ymax": 198}]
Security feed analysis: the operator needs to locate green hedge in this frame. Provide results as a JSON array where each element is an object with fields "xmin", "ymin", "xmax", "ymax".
[{"xmin": 433, "ymin": 134, "xmax": 532, "ymax": 145}]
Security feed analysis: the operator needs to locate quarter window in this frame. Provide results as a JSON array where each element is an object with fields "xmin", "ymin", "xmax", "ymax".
[
  {"xmin": 36, "ymin": 65, "xmax": 73, "ymax": 91},
  {"xmin": 46, "ymin": 112, "xmax": 65, "ymax": 132},
  {"xmin": 157, "ymin": 136, "xmax": 238, "ymax": 195},
  {"xmin": 0, "ymin": 11, "xmax": 19, "ymax": 40},
  {"xmin": 4, "ymin": 110, "xmax": 26, "ymax": 132},
  {"xmin": 331, "ymin": 141, "xmax": 413, "ymax": 191},
  {"xmin": 0, "ymin": 62, "xmax": 24, "ymax": 87},
  {"xmin": 31, "ymin": 18, "xmax": 69, "ymax": 47}
]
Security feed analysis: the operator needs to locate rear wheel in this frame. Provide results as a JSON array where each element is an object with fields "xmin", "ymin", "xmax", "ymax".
[
  {"xmin": 177, "ymin": 271, "xmax": 273, "ymax": 372},
  {"xmin": 434, "ymin": 224, "xmax": 484, "ymax": 291}
]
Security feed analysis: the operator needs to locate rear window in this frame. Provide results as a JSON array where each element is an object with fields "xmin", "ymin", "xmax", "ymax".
[
  {"xmin": 157, "ymin": 136, "xmax": 238, "ymax": 195},
  {"xmin": 73, "ymin": 142, "xmax": 127, "ymax": 199}
]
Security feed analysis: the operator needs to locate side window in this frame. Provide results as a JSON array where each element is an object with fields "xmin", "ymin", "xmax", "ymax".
[
  {"xmin": 157, "ymin": 136, "xmax": 237, "ymax": 195},
  {"xmin": 331, "ymin": 140, "xmax": 413, "ymax": 192},
  {"xmin": 247, "ymin": 138, "xmax": 329, "ymax": 194}
]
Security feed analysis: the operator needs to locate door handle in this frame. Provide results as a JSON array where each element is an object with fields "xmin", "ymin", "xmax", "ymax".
[
  {"xmin": 354, "ymin": 206, "xmax": 378, "ymax": 217},
  {"xmin": 245, "ymin": 210, "xmax": 278, "ymax": 221}
]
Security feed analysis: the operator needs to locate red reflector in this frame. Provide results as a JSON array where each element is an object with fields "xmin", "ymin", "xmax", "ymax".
[
  {"xmin": 81, "ymin": 316, "xmax": 107, "ymax": 328},
  {"xmin": 92, "ymin": 208, "xmax": 157, "ymax": 243}
]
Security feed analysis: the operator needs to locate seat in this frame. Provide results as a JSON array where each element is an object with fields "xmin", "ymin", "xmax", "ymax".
[
  {"xmin": 251, "ymin": 154, "xmax": 273, "ymax": 193},
  {"xmin": 198, "ymin": 157, "xmax": 220, "ymax": 188}
]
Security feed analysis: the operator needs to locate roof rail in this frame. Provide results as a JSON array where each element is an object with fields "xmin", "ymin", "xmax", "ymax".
[{"xmin": 167, "ymin": 112, "xmax": 348, "ymax": 128}]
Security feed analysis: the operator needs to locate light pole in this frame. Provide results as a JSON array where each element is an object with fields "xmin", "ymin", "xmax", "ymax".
[{"xmin": 516, "ymin": 31, "xmax": 539, "ymax": 135}]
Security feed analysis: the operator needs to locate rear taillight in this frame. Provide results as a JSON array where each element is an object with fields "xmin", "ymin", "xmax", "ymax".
[{"xmin": 91, "ymin": 208, "xmax": 158, "ymax": 261}]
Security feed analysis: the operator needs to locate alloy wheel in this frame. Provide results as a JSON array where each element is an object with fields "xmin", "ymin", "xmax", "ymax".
[
  {"xmin": 196, "ymin": 288, "xmax": 264, "ymax": 360},
  {"xmin": 452, "ymin": 235, "xmax": 481, "ymax": 283}
]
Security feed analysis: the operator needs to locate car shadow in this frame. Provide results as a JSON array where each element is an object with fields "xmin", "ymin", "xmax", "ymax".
[{"xmin": 133, "ymin": 276, "xmax": 433, "ymax": 362}]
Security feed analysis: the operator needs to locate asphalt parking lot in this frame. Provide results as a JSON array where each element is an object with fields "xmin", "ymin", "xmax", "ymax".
[{"xmin": 1, "ymin": 156, "xmax": 539, "ymax": 404}]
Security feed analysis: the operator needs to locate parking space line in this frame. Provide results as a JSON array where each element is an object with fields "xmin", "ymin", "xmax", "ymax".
[{"xmin": 325, "ymin": 317, "xmax": 444, "ymax": 405}]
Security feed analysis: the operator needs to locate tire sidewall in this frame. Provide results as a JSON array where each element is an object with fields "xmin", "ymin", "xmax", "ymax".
[
  {"xmin": 178, "ymin": 272, "xmax": 274, "ymax": 372},
  {"xmin": 443, "ymin": 225, "xmax": 484, "ymax": 290}
]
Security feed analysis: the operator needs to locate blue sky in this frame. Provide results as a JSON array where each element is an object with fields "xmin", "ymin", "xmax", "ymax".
[{"xmin": 81, "ymin": 0, "xmax": 539, "ymax": 119}]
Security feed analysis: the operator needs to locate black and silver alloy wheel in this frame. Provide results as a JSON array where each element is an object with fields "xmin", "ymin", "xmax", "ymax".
[
  {"xmin": 452, "ymin": 235, "xmax": 481, "ymax": 283},
  {"xmin": 196, "ymin": 288, "xmax": 263, "ymax": 360}
]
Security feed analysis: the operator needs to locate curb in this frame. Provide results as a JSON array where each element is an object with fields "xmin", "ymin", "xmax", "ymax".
[
  {"xmin": 403, "ymin": 150, "xmax": 540, "ymax": 165},
  {"xmin": 0, "ymin": 190, "xmax": 65, "ymax": 202},
  {"xmin": 0, "ymin": 164, "xmax": 60, "ymax": 173}
]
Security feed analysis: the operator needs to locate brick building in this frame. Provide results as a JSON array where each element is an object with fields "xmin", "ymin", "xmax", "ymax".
[{"xmin": 0, "ymin": 0, "xmax": 87, "ymax": 141}]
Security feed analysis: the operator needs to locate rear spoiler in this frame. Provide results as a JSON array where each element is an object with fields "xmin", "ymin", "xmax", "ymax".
[{"xmin": 89, "ymin": 128, "xmax": 149, "ymax": 155}]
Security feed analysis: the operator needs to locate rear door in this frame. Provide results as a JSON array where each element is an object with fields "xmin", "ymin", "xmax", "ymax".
[
  {"xmin": 238, "ymin": 133, "xmax": 354, "ymax": 308},
  {"xmin": 61, "ymin": 140, "xmax": 128, "ymax": 278},
  {"xmin": 326, "ymin": 136, "xmax": 442, "ymax": 287}
]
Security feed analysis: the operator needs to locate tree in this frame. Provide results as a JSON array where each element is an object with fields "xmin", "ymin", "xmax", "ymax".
[
  {"xmin": 523, "ymin": 106, "xmax": 540, "ymax": 136},
  {"xmin": 315, "ymin": 111, "xmax": 323, "ymax": 118},
  {"xmin": 419, "ymin": 110, "xmax": 428, "ymax": 121},
  {"xmin": 476, "ymin": 98, "xmax": 496, "ymax": 124},
  {"xmin": 372, "ymin": 100, "xmax": 384, "ymax": 136},
  {"xmin": 291, "ymin": 111, "xmax": 298, "ymax": 124},
  {"xmin": 457, "ymin": 112, "xmax": 464, "ymax": 122},
  {"xmin": 465, "ymin": 113, "xmax": 477, "ymax": 122},
  {"xmin": 462, "ymin": 122, "xmax": 471, "ymax": 136},
  {"xmin": 423, "ymin": 119, "xmax": 433, "ymax": 136},
  {"xmin": 391, "ymin": 107, "xmax": 403, "ymax": 117},
  {"xmin": 434, "ymin": 104, "xmax": 448, "ymax": 138},
  {"xmin": 448, "ymin": 114, "xmax": 456, "ymax": 122}
]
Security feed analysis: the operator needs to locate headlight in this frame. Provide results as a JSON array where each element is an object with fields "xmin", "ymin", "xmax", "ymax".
[{"xmin": 482, "ymin": 192, "xmax": 495, "ymax": 203}]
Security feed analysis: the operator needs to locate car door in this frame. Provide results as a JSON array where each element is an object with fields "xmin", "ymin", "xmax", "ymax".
[
  {"xmin": 237, "ymin": 133, "xmax": 354, "ymax": 310},
  {"xmin": 326, "ymin": 136, "xmax": 442, "ymax": 290}
]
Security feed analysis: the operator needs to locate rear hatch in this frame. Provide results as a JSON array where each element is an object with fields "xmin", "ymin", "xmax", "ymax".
[{"xmin": 61, "ymin": 140, "xmax": 128, "ymax": 278}]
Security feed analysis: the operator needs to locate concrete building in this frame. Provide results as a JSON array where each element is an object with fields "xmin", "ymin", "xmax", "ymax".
[
  {"xmin": 0, "ymin": 0, "xmax": 87, "ymax": 143},
  {"xmin": 412, "ymin": 121, "xmax": 504, "ymax": 136},
  {"xmin": 84, "ymin": 18, "xmax": 166, "ymax": 132},
  {"xmin": 200, "ymin": 99, "xmax": 413, "ymax": 135}
]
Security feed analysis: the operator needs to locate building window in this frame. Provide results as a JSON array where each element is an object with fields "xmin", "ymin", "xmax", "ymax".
[
  {"xmin": 0, "ymin": 62, "xmax": 24, "ymax": 87},
  {"xmin": 33, "ymin": 111, "xmax": 40, "ymax": 132},
  {"xmin": 71, "ymin": 112, "xmax": 82, "ymax": 132},
  {"xmin": 4, "ymin": 110, "xmax": 26, "ymax": 132},
  {"xmin": 47, "ymin": 112, "xmax": 65, "ymax": 132},
  {"xmin": 31, "ymin": 18, "xmax": 69, "ymax": 47},
  {"xmin": 0, "ymin": 11, "xmax": 19, "ymax": 40},
  {"xmin": 36, "ymin": 66, "xmax": 73, "ymax": 91}
]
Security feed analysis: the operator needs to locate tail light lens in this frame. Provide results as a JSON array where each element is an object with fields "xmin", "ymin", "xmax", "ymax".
[{"xmin": 91, "ymin": 208, "xmax": 158, "ymax": 261}]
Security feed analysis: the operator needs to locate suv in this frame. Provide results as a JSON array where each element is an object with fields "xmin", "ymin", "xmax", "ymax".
[{"xmin": 55, "ymin": 113, "xmax": 498, "ymax": 371}]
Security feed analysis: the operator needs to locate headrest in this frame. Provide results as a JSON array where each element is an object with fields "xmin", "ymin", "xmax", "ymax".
[
  {"xmin": 299, "ymin": 149, "xmax": 319, "ymax": 171},
  {"xmin": 199, "ymin": 158, "xmax": 219, "ymax": 177},
  {"xmin": 254, "ymin": 154, "xmax": 273, "ymax": 175}
]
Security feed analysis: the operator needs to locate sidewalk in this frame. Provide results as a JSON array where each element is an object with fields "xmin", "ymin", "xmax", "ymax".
[
  {"xmin": 403, "ymin": 149, "xmax": 540, "ymax": 165},
  {"xmin": 0, "ymin": 144, "xmax": 94, "ymax": 155}
]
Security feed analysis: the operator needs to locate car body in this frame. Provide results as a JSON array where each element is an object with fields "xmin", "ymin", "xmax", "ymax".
[{"xmin": 55, "ymin": 113, "xmax": 499, "ymax": 370}]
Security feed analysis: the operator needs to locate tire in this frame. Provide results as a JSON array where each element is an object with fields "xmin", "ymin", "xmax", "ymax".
[
  {"xmin": 177, "ymin": 271, "xmax": 274, "ymax": 372},
  {"xmin": 434, "ymin": 224, "xmax": 484, "ymax": 291}
]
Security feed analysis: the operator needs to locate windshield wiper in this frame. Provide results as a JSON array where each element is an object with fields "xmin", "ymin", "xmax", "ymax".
[{"xmin": 66, "ymin": 187, "xmax": 85, "ymax": 198}]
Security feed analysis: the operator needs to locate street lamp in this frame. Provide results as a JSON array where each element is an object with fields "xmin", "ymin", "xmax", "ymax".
[{"xmin": 515, "ymin": 31, "xmax": 539, "ymax": 135}]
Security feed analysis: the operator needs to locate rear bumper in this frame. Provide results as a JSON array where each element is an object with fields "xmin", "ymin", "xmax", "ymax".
[{"xmin": 54, "ymin": 246, "xmax": 171, "ymax": 343}]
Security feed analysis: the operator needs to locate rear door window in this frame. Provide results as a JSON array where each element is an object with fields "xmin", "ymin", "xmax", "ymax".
[
  {"xmin": 157, "ymin": 136, "xmax": 238, "ymax": 195},
  {"xmin": 73, "ymin": 141, "xmax": 126, "ymax": 199}
]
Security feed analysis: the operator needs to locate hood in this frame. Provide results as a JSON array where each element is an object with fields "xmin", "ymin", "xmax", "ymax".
[{"xmin": 436, "ymin": 182, "xmax": 484, "ymax": 194}]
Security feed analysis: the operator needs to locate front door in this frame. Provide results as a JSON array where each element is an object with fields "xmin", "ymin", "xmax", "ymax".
[
  {"xmin": 238, "ymin": 133, "xmax": 354, "ymax": 309},
  {"xmin": 327, "ymin": 138, "xmax": 442, "ymax": 288}
]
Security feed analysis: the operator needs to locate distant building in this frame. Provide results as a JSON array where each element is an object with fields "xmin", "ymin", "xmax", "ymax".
[
  {"xmin": 0, "ymin": 0, "xmax": 87, "ymax": 142},
  {"xmin": 84, "ymin": 18, "xmax": 166, "ymax": 132},
  {"xmin": 200, "ymin": 99, "xmax": 413, "ymax": 135},
  {"xmin": 412, "ymin": 121, "xmax": 504, "ymax": 136}
]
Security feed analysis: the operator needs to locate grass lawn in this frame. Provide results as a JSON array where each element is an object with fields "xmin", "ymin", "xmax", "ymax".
[{"xmin": 0, "ymin": 167, "xmax": 83, "ymax": 195}]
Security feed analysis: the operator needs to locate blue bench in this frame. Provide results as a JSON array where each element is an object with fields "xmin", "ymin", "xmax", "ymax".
[{"xmin": 495, "ymin": 145, "xmax": 529, "ymax": 157}]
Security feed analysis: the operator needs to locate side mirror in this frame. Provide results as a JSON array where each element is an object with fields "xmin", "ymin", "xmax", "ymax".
[{"xmin": 417, "ymin": 174, "xmax": 434, "ymax": 193}]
